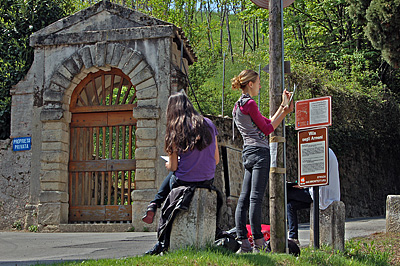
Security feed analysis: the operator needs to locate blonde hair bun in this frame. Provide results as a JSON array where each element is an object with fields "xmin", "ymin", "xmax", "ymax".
[
  {"xmin": 231, "ymin": 76, "xmax": 242, "ymax": 90},
  {"xmin": 231, "ymin": 70, "xmax": 258, "ymax": 91}
]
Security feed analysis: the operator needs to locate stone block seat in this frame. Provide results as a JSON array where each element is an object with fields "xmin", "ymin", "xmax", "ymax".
[
  {"xmin": 310, "ymin": 201, "xmax": 345, "ymax": 251},
  {"xmin": 169, "ymin": 188, "xmax": 217, "ymax": 251},
  {"xmin": 386, "ymin": 195, "xmax": 400, "ymax": 233}
]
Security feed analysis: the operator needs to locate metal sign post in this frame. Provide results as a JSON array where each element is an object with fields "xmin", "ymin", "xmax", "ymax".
[
  {"xmin": 295, "ymin": 94, "xmax": 331, "ymax": 249},
  {"xmin": 298, "ymin": 127, "xmax": 328, "ymax": 249}
]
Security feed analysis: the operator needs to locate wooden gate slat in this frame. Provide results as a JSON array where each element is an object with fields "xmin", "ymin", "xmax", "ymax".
[
  {"xmin": 115, "ymin": 77, "xmax": 124, "ymax": 105},
  {"xmin": 101, "ymin": 74, "xmax": 106, "ymax": 106},
  {"xmin": 71, "ymin": 112, "xmax": 108, "ymax": 127},
  {"xmin": 108, "ymin": 126, "xmax": 112, "ymax": 159},
  {"xmin": 114, "ymin": 171, "xmax": 118, "ymax": 205},
  {"xmin": 69, "ymin": 159, "xmax": 136, "ymax": 172},
  {"xmin": 115, "ymin": 126, "xmax": 119, "ymax": 159},
  {"xmin": 94, "ymin": 172, "xmax": 99, "ymax": 205},
  {"xmin": 108, "ymin": 111, "xmax": 137, "ymax": 126},
  {"xmin": 84, "ymin": 85, "xmax": 93, "ymax": 106},
  {"xmin": 69, "ymin": 206, "xmax": 105, "ymax": 222},
  {"xmin": 69, "ymin": 160, "xmax": 107, "ymax": 172},
  {"xmin": 107, "ymin": 171, "xmax": 112, "ymax": 205},
  {"xmin": 107, "ymin": 159, "xmax": 136, "ymax": 171},
  {"xmin": 69, "ymin": 206, "xmax": 132, "ymax": 222},
  {"xmin": 101, "ymin": 172, "xmax": 105, "ymax": 205},
  {"xmin": 106, "ymin": 205, "xmax": 132, "ymax": 221},
  {"xmin": 75, "ymin": 172, "xmax": 78, "ymax": 205},
  {"xmin": 109, "ymin": 74, "xmax": 115, "ymax": 105},
  {"xmin": 92, "ymin": 77, "xmax": 100, "ymax": 105},
  {"xmin": 71, "ymin": 104, "xmax": 135, "ymax": 114},
  {"xmin": 121, "ymin": 84, "xmax": 132, "ymax": 104},
  {"xmin": 81, "ymin": 172, "xmax": 85, "ymax": 205}
]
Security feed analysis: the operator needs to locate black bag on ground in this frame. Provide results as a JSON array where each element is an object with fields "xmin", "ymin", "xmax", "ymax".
[{"xmin": 214, "ymin": 227, "xmax": 240, "ymax": 252}]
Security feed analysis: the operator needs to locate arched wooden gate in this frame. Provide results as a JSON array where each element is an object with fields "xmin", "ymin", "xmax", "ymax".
[{"xmin": 68, "ymin": 68, "xmax": 136, "ymax": 222}]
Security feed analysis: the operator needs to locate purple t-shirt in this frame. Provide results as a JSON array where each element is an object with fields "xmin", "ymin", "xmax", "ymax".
[{"xmin": 174, "ymin": 117, "xmax": 218, "ymax": 182}]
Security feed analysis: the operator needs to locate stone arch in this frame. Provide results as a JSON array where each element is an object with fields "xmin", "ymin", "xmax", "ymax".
[
  {"xmin": 38, "ymin": 42, "xmax": 159, "ymax": 226},
  {"xmin": 41, "ymin": 42, "xmax": 157, "ymax": 121}
]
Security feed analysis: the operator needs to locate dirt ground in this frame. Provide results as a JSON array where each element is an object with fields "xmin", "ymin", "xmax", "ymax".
[{"xmin": 355, "ymin": 232, "xmax": 400, "ymax": 266}]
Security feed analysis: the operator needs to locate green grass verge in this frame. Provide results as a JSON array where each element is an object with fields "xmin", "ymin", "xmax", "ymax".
[{"xmin": 40, "ymin": 240, "xmax": 393, "ymax": 266}]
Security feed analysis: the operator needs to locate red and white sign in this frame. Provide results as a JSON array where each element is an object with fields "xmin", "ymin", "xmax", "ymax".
[
  {"xmin": 298, "ymin": 127, "xmax": 329, "ymax": 187},
  {"xmin": 295, "ymin": 96, "xmax": 332, "ymax": 130}
]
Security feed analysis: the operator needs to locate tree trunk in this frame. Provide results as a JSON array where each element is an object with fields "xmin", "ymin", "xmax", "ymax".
[
  {"xmin": 242, "ymin": 22, "xmax": 246, "ymax": 55},
  {"xmin": 206, "ymin": 1, "xmax": 214, "ymax": 50},
  {"xmin": 219, "ymin": 5, "xmax": 226, "ymax": 56},
  {"xmin": 253, "ymin": 18, "xmax": 256, "ymax": 51},
  {"xmin": 226, "ymin": 11, "xmax": 234, "ymax": 63}
]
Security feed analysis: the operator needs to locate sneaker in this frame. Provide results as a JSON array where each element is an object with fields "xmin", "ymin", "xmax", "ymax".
[
  {"xmin": 142, "ymin": 203, "xmax": 157, "ymax": 224},
  {"xmin": 253, "ymin": 238, "xmax": 269, "ymax": 253},
  {"xmin": 289, "ymin": 238, "xmax": 300, "ymax": 246},
  {"xmin": 236, "ymin": 238, "xmax": 253, "ymax": 254},
  {"xmin": 144, "ymin": 242, "xmax": 166, "ymax": 255}
]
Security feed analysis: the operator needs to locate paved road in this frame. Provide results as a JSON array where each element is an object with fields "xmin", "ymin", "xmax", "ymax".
[
  {"xmin": 298, "ymin": 216, "xmax": 386, "ymax": 247},
  {"xmin": 0, "ymin": 231, "xmax": 157, "ymax": 266},
  {"xmin": 0, "ymin": 216, "xmax": 386, "ymax": 266}
]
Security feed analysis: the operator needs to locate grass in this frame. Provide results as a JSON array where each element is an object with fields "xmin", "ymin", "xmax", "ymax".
[{"xmin": 41, "ymin": 232, "xmax": 400, "ymax": 266}]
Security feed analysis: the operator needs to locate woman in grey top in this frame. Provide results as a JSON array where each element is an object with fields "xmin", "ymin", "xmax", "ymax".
[{"xmin": 232, "ymin": 69, "xmax": 293, "ymax": 253}]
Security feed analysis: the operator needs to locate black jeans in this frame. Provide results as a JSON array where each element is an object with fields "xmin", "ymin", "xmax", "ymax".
[
  {"xmin": 151, "ymin": 172, "xmax": 214, "ymax": 208},
  {"xmin": 287, "ymin": 187, "xmax": 312, "ymax": 239},
  {"xmin": 235, "ymin": 146, "xmax": 270, "ymax": 240}
]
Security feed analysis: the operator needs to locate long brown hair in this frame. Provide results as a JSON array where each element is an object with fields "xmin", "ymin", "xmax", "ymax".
[{"xmin": 164, "ymin": 91, "xmax": 212, "ymax": 154}]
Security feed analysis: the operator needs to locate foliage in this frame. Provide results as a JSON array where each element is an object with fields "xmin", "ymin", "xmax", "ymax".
[
  {"xmin": 11, "ymin": 220, "xmax": 23, "ymax": 230},
  {"xmin": 0, "ymin": 0, "xmax": 76, "ymax": 139},
  {"xmin": 1, "ymin": 0, "xmax": 400, "ymax": 141},
  {"xmin": 365, "ymin": 0, "xmax": 400, "ymax": 69},
  {"xmin": 288, "ymin": 60, "xmax": 400, "ymax": 142},
  {"xmin": 345, "ymin": 240, "xmax": 391, "ymax": 266},
  {"xmin": 28, "ymin": 225, "xmax": 38, "ymax": 232}
]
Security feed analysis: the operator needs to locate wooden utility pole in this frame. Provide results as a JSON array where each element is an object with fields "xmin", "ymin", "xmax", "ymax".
[
  {"xmin": 269, "ymin": 0, "xmax": 286, "ymax": 253},
  {"xmin": 251, "ymin": 0, "xmax": 294, "ymax": 254}
]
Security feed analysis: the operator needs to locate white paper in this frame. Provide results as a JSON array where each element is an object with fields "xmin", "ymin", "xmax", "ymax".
[
  {"xmin": 160, "ymin": 155, "xmax": 180, "ymax": 162},
  {"xmin": 270, "ymin": 142, "xmax": 278, "ymax": 168},
  {"xmin": 160, "ymin": 156, "xmax": 169, "ymax": 162},
  {"xmin": 300, "ymin": 142, "xmax": 326, "ymax": 175},
  {"xmin": 310, "ymin": 100, "xmax": 329, "ymax": 125}
]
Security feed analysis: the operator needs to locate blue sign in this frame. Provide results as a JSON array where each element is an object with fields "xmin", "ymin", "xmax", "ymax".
[{"xmin": 13, "ymin": 137, "xmax": 32, "ymax": 151}]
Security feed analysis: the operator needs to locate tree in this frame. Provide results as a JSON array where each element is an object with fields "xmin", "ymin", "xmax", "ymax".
[
  {"xmin": 0, "ymin": 0, "xmax": 74, "ymax": 139},
  {"xmin": 365, "ymin": 0, "xmax": 400, "ymax": 69}
]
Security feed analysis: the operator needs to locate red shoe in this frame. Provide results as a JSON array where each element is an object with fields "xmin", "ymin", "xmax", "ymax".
[{"xmin": 142, "ymin": 203, "xmax": 157, "ymax": 224}]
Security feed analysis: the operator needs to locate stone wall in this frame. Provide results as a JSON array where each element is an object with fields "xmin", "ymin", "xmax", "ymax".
[
  {"xmin": 209, "ymin": 115, "xmax": 400, "ymax": 229},
  {"xmin": 0, "ymin": 139, "xmax": 31, "ymax": 230}
]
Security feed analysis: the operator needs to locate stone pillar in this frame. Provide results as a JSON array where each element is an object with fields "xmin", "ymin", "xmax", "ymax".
[
  {"xmin": 386, "ymin": 195, "xmax": 400, "ymax": 233},
  {"xmin": 131, "ymin": 189, "xmax": 158, "ymax": 232},
  {"xmin": 310, "ymin": 201, "xmax": 345, "ymax": 251},
  {"xmin": 37, "ymin": 120, "xmax": 70, "ymax": 229},
  {"xmin": 169, "ymin": 188, "xmax": 217, "ymax": 251}
]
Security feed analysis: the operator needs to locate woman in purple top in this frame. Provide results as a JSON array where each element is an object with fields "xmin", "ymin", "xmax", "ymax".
[
  {"xmin": 232, "ymin": 69, "xmax": 293, "ymax": 253},
  {"xmin": 142, "ymin": 90, "xmax": 219, "ymax": 225}
]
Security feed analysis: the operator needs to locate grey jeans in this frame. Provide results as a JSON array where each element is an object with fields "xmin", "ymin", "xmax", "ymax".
[{"xmin": 235, "ymin": 145, "xmax": 270, "ymax": 240}]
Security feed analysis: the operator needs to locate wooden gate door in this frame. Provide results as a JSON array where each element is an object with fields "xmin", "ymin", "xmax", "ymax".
[{"xmin": 68, "ymin": 68, "xmax": 137, "ymax": 222}]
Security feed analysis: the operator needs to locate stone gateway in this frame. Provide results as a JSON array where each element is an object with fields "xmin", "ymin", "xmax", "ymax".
[{"xmin": 7, "ymin": 0, "xmax": 197, "ymax": 231}]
